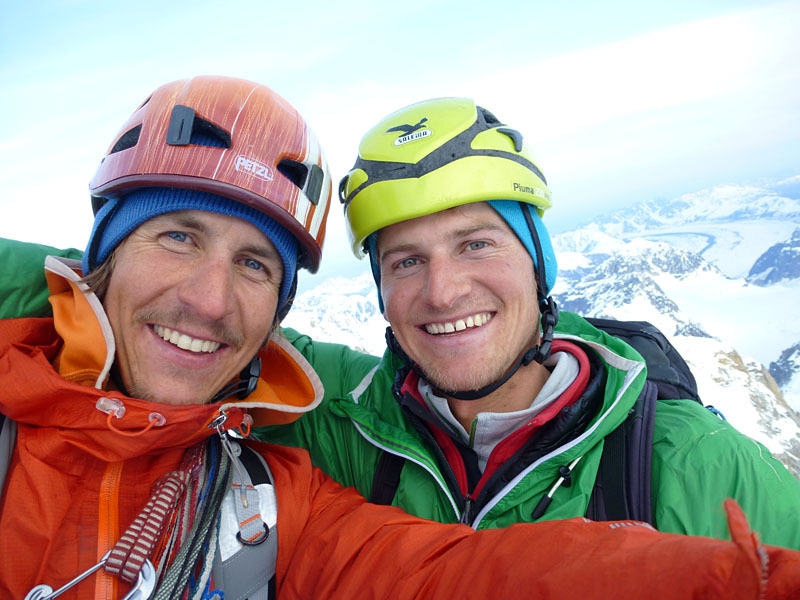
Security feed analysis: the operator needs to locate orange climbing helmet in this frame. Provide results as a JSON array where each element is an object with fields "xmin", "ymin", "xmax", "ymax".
[{"xmin": 88, "ymin": 75, "xmax": 331, "ymax": 273}]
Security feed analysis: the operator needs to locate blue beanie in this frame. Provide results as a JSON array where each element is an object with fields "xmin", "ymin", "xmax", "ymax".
[
  {"xmin": 367, "ymin": 200, "xmax": 557, "ymax": 312},
  {"xmin": 487, "ymin": 200, "xmax": 557, "ymax": 297},
  {"xmin": 84, "ymin": 187, "xmax": 299, "ymax": 313}
]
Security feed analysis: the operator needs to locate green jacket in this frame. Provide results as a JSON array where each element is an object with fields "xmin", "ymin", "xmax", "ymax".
[
  {"xmin": 0, "ymin": 238, "xmax": 83, "ymax": 317},
  {"xmin": 3, "ymin": 237, "xmax": 799, "ymax": 549},
  {"xmin": 272, "ymin": 324, "xmax": 800, "ymax": 548}
]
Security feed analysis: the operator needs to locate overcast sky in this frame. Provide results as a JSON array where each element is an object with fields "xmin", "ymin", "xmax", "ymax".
[{"xmin": 1, "ymin": 0, "xmax": 798, "ymax": 288}]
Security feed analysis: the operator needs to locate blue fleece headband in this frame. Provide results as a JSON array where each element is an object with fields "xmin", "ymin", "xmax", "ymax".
[
  {"xmin": 84, "ymin": 187, "xmax": 299, "ymax": 313},
  {"xmin": 367, "ymin": 200, "xmax": 557, "ymax": 312},
  {"xmin": 487, "ymin": 200, "xmax": 557, "ymax": 297}
]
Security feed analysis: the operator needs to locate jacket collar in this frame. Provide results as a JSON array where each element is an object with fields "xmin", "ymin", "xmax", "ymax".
[{"xmin": 0, "ymin": 257, "xmax": 323, "ymax": 461}]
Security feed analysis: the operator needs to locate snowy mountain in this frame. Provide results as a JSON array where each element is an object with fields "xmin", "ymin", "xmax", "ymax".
[
  {"xmin": 748, "ymin": 228, "xmax": 800, "ymax": 286},
  {"xmin": 283, "ymin": 178, "xmax": 800, "ymax": 478}
]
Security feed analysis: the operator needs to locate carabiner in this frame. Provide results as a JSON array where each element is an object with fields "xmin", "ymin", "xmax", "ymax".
[
  {"xmin": 121, "ymin": 559, "xmax": 156, "ymax": 600},
  {"xmin": 24, "ymin": 551, "xmax": 110, "ymax": 599},
  {"xmin": 25, "ymin": 554, "xmax": 156, "ymax": 600}
]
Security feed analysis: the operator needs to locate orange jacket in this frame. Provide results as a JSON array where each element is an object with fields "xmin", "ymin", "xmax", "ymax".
[{"xmin": 1, "ymin": 257, "xmax": 799, "ymax": 599}]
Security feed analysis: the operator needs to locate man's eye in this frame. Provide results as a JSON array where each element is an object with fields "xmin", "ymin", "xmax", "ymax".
[
  {"xmin": 467, "ymin": 241, "xmax": 488, "ymax": 251},
  {"xmin": 241, "ymin": 258, "xmax": 265, "ymax": 272},
  {"xmin": 167, "ymin": 231, "xmax": 188, "ymax": 243},
  {"xmin": 398, "ymin": 257, "xmax": 418, "ymax": 269}
]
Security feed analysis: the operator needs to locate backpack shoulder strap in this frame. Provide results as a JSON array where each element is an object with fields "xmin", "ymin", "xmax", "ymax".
[
  {"xmin": 585, "ymin": 317, "xmax": 705, "ymax": 525},
  {"xmin": 213, "ymin": 442, "xmax": 278, "ymax": 600},
  {"xmin": 369, "ymin": 450, "xmax": 406, "ymax": 505},
  {"xmin": 588, "ymin": 381, "xmax": 657, "ymax": 524},
  {"xmin": 0, "ymin": 414, "xmax": 16, "ymax": 496}
]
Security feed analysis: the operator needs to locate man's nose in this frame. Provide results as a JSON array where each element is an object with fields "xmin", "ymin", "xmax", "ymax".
[
  {"xmin": 176, "ymin": 258, "xmax": 235, "ymax": 321},
  {"xmin": 423, "ymin": 257, "xmax": 471, "ymax": 309}
]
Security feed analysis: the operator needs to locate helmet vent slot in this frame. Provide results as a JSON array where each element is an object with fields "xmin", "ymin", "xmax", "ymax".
[
  {"xmin": 167, "ymin": 105, "xmax": 231, "ymax": 148},
  {"xmin": 278, "ymin": 159, "xmax": 322, "ymax": 205},
  {"xmin": 109, "ymin": 125, "xmax": 142, "ymax": 155},
  {"xmin": 478, "ymin": 107, "xmax": 500, "ymax": 125},
  {"xmin": 188, "ymin": 117, "xmax": 231, "ymax": 148}
]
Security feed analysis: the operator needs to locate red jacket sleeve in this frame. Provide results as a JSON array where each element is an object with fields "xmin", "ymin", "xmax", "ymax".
[{"xmin": 263, "ymin": 443, "xmax": 799, "ymax": 600}]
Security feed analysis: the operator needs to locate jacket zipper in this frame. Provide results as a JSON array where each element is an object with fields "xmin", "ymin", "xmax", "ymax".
[
  {"xmin": 459, "ymin": 495, "xmax": 475, "ymax": 524},
  {"xmin": 96, "ymin": 461, "xmax": 123, "ymax": 598},
  {"xmin": 406, "ymin": 413, "xmax": 472, "ymax": 518}
]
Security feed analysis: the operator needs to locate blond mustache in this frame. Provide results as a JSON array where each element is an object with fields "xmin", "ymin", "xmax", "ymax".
[{"xmin": 135, "ymin": 308, "xmax": 245, "ymax": 349}]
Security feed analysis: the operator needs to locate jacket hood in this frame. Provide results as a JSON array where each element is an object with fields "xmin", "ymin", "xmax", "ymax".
[{"xmin": 0, "ymin": 256, "xmax": 323, "ymax": 461}]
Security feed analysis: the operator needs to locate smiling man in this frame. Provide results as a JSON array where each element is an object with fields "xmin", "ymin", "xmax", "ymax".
[
  {"xmin": 96, "ymin": 206, "xmax": 285, "ymax": 406},
  {"xmin": 262, "ymin": 96, "xmax": 800, "ymax": 549},
  {"xmin": 0, "ymin": 75, "xmax": 342, "ymax": 598},
  {"xmin": 378, "ymin": 201, "xmax": 549, "ymax": 423}
]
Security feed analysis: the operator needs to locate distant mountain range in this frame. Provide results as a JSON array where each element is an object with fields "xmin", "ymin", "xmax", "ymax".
[{"xmin": 283, "ymin": 177, "xmax": 800, "ymax": 478}]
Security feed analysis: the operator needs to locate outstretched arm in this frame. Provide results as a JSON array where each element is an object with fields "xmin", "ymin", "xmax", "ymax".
[{"xmin": 266, "ymin": 443, "xmax": 799, "ymax": 600}]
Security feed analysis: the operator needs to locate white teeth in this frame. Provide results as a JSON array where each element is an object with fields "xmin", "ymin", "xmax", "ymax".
[
  {"xmin": 425, "ymin": 313, "xmax": 492, "ymax": 335},
  {"xmin": 153, "ymin": 325, "xmax": 221, "ymax": 353}
]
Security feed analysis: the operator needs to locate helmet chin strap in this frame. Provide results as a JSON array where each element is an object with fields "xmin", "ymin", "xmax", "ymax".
[{"xmin": 211, "ymin": 355, "xmax": 262, "ymax": 403}]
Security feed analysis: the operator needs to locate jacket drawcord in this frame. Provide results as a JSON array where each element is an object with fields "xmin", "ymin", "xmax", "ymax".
[
  {"xmin": 95, "ymin": 397, "xmax": 166, "ymax": 437},
  {"xmin": 531, "ymin": 456, "xmax": 582, "ymax": 520}
]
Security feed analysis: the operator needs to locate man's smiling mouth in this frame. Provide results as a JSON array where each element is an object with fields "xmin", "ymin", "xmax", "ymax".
[
  {"xmin": 153, "ymin": 324, "xmax": 221, "ymax": 353},
  {"xmin": 424, "ymin": 312, "xmax": 493, "ymax": 335}
]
